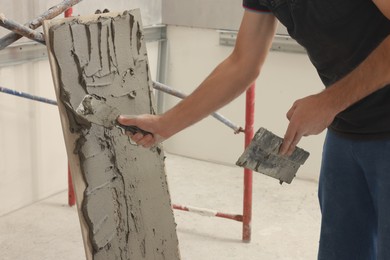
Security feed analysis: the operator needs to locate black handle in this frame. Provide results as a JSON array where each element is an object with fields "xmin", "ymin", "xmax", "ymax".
[{"xmin": 116, "ymin": 123, "xmax": 152, "ymax": 136}]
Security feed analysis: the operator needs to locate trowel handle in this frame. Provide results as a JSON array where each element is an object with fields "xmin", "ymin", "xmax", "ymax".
[{"xmin": 117, "ymin": 123, "xmax": 153, "ymax": 136}]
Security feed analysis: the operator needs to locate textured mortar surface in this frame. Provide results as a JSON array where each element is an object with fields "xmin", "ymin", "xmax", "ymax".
[
  {"xmin": 236, "ymin": 128, "xmax": 310, "ymax": 184},
  {"xmin": 48, "ymin": 10, "xmax": 180, "ymax": 259}
]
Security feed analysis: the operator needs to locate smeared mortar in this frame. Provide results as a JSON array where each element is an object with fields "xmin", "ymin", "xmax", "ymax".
[
  {"xmin": 49, "ymin": 10, "xmax": 180, "ymax": 260},
  {"xmin": 76, "ymin": 94, "xmax": 119, "ymax": 128}
]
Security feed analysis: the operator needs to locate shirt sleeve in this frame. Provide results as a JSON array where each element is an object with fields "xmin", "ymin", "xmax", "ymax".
[{"xmin": 243, "ymin": 0, "xmax": 271, "ymax": 13}]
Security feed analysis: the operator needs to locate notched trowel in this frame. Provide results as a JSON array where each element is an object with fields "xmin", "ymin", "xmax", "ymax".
[
  {"xmin": 75, "ymin": 94, "xmax": 151, "ymax": 135},
  {"xmin": 236, "ymin": 127, "xmax": 310, "ymax": 184}
]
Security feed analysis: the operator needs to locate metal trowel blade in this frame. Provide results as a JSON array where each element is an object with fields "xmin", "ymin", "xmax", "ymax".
[
  {"xmin": 76, "ymin": 95, "xmax": 119, "ymax": 128},
  {"xmin": 236, "ymin": 127, "xmax": 310, "ymax": 184}
]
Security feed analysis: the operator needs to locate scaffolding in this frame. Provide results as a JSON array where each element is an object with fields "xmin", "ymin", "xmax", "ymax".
[{"xmin": 0, "ymin": 0, "xmax": 256, "ymax": 242}]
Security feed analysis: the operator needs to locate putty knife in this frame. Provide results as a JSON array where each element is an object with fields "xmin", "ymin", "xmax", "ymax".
[
  {"xmin": 236, "ymin": 127, "xmax": 310, "ymax": 184},
  {"xmin": 75, "ymin": 94, "xmax": 151, "ymax": 136}
]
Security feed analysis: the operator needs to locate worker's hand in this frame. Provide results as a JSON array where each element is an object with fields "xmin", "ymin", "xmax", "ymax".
[
  {"xmin": 279, "ymin": 92, "xmax": 338, "ymax": 156},
  {"xmin": 117, "ymin": 114, "xmax": 166, "ymax": 148}
]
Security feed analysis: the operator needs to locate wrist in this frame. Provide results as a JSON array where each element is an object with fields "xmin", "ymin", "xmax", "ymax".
[
  {"xmin": 320, "ymin": 85, "xmax": 350, "ymax": 116},
  {"xmin": 157, "ymin": 113, "xmax": 176, "ymax": 139}
]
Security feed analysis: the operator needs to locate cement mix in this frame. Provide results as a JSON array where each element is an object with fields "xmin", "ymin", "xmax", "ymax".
[
  {"xmin": 46, "ymin": 10, "xmax": 180, "ymax": 260},
  {"xmin": 76, "ymin": 94, "xmax": 121, "ymax": 128},
  {"xmin": 236, "ymin": 128, "xmax": 310, "ymax": 184}
]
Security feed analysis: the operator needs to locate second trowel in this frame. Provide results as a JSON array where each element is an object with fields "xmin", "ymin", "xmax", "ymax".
[{"xmin": 75, "ymin": 94, "xmax": 151, "ymax": 135}]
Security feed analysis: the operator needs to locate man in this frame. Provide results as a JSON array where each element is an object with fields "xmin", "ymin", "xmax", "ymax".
[{"xmin": 118, "ymin": 0, "xmax": 390, "ymax": 259}]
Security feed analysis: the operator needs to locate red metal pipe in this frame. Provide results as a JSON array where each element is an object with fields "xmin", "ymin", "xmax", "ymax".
[
  {"xmin": 64, "ymin": 7, "xmax": 76, "ymax": 207},
  {"xmin": 242, "ymin": 83, "xmax": 255, "ymax": 242},
  {"xmin": 68, "ymin": 163, "xmax": 76, "ymax": 206},
  {"xmin": 172, "ymin": 204, "xmax": 243, "ymax": 222},
  {"xmin": 64, "ymin": 7, "xmax": 73, "ymax": 18}
]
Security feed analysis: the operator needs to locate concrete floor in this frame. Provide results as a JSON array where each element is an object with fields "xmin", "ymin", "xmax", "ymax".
[{"xmin": 0, "ymin": 154, "xmax": 321, "ymax": 260}]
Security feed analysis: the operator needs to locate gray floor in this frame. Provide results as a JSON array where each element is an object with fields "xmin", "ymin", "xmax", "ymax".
[{"xmin": 0, "ymin": 154, "xmax": 321, "ymax": 260}]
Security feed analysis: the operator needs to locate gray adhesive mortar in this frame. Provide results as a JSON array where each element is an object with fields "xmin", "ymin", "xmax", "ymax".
[
  {"xmin": 236, "ymin": 128, "xmax": 310, "ymax": 184},
  {"xmin": 48, "ymin": 10, "xmax": 180, "ymax": 260}
]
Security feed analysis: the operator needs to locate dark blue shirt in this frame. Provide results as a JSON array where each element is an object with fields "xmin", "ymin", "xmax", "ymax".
[{"xmin": 243, "ymin": 0, "xmax": 390, "ymax": 137}]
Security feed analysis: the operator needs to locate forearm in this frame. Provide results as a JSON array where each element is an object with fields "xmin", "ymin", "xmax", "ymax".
[
  {"xmin": 160, "ymin": 54, "xmax": 258, "ymax": 138},
  {"xmin": 321, "ymin": 35, "xmax": 390, "ymax": 114},
  {"xmin": 157, "ymin": 11, "xmax": 277, "ymax": 139},
  {"xmin": 118, "ymin": 11, "xmax": 277, "ymax": 147}
]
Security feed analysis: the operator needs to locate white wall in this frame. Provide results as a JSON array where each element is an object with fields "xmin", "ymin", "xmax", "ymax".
[
  {"xmin": 0, "ymin": 61, "xmax": 66, "ymax": 216},
  {"xmin": 162, "ymin": 0, "xmax": 289, "ymax": 35},
  {"xmin": 0, "ymin": 0, "xmax": 162, "ymax": 39},
  {"xmin": 0, "ymin": 42, "xmax": 159, "ymax": 216},
  {"xmin": 162, "ymin": 26, "xmax": 326, "ymax": 182},
  {"xmin": 163, "ymin": 0, "xmax": 242, "ymax": 31}
]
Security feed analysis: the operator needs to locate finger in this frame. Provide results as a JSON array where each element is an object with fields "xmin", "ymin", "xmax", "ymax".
[
  {"xmin": 140, "ymin": 139, "xmax": 155, "ymax": 148},
  {"xmin": 131, "ymin": 132, "xmax": 144, "ymax": 143},
  {"xmin": 279, "ymin": 139, "xmax": 291, "ymax": 156},
  {"xmin": 286, "ymin": 133, "xmax": 303, "ymax": 156},
  {"xmin": 118, "ymin": 115, "xmax": 137, "ymax": 125},
  {"xmin": 138, "ymin": 134, "xmax": 153, "ymax": 147},
  {"xmin": 286, "ymin": 104, "xmax": 296, "ymax": 121},
  {"xmin": 280, "ymin": 123, "xmax": 297, "ymax": 155}
]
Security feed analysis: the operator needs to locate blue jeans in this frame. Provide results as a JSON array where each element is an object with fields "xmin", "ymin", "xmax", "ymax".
[{"xmin": 318, "ymin": 130, "xmax": 390, "ymax": 260}]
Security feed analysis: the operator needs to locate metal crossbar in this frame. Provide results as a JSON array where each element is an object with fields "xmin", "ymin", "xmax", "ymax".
[
  {"xmin": 0, "ymin": 0, "xmax": 83, "ymax": 50},
  {"xmin": 0, "ymin": 85, "xmax": 57, "ymax": 105},
  {"xmin": 0, "ymin": 81, "xmax": 242, "ymax": 132},
  {"xmin": 0, "ymin": 15, "xmax": 45, "ymax": 44},
  {"xmin": 0, "ymin": 1, "xmax": 254, "ymax": 242}
]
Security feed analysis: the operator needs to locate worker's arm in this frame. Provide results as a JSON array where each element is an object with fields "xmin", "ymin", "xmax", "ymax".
[
  {"xmin": 118, "ymin": 11, "xmax": 277, "ymax": 147},
  {"xmin": 373, "ymin": 0, "xmax": 390, "ymax": 19},
  {"xmin": 279, "ymin": 3, "xmax": 390, "ymax": 155}
]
